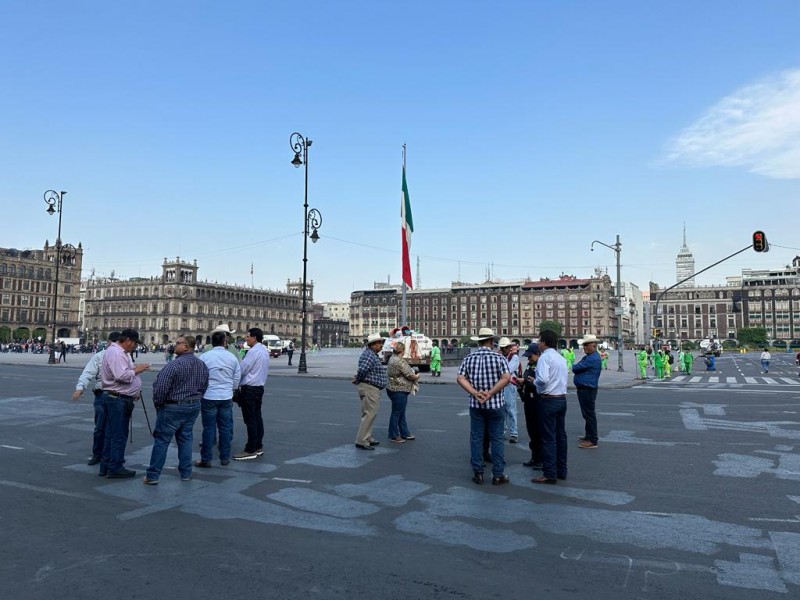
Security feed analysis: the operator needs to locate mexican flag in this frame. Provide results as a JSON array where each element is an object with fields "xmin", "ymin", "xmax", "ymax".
[{"xmin": 401, "ymin": 166, "xmax": 414, "ymax": 288}]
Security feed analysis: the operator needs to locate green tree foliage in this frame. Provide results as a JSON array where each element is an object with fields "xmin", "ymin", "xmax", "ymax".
[
  {"xmin": 538, "ymin": 320, "xmax": 563, "ymax": 338},
  {"xmin": 737, "ymin": 327, "xmax": 767, "ymax": 346}
]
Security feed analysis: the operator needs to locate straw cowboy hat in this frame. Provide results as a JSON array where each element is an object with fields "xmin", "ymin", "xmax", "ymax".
[
  {"xmin": 211, "ymin": 324, "xmax": 236, "ymax": 335},
  {"xmin": 470, "ymin": 327, "xmax": 496, "ymax": 341},
  {"xmin": 578, "ymin": 334, "xmax": 601, "ymax": 346},
  {"xmin": 366, "ymin": 333, "xmax": 384, "ymax": 345}
]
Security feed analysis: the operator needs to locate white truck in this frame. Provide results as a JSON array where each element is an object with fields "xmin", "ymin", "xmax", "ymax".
[
  {"xmin": 262, "ymin": 334, "xmax": 284, "ymax": 358},
  {"xmin": 380, "ymin": 328, "xmax": 433, "ymax": 371},
  {"xmin": 700, "ymin": 338, "xmax": 722, "ymax": 357}
]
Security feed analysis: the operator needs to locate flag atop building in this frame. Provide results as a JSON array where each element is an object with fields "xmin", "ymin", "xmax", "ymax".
[{"xmin": 401, "ymin": 165, "xmax": 414, "ymax": 289}]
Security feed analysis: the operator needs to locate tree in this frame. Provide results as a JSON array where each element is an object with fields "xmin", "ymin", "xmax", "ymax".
[
  {"xmin": 538, "ymin": 320, "xmax": 563, "ymax": 338},
  {"xmin": 737, "ymin": 327, "xmax": 767, "ymax": 347}
]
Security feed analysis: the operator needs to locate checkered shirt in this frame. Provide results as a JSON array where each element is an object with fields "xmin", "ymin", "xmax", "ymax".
[{"xmin": 457, "ymin": 346, "xmax": 511, "ymax": 409}]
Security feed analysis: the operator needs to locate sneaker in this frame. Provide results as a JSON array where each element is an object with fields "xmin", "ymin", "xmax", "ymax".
[
  {"xmin": 255, "ymin": 449, "xmax": 264, "ymax": 456},
  {"xmin": 577, "ymin": 436, "xmax": 587, "ymax": 441},
  {"xmin": 107, "ymin": 468, "xmax": 136, "ymax": 479},
  {"xmin": 194, "ymin": 460, "xmax": 212, "ymax": 468},
  {"xmin": 143, "ymin": 477, "xmax": 159, "ymax": 485},
  {"xmin": 233, "ymin": 450, "xmax": 258, "ymax": 461},
  {"xmin": 355, "ymin": 443, "xmax": 375, "ymax": 451},
  {"xmin": 368, "ymin": 440, "xmax": 380, "ymax": 446},
  {"xmin": 87, "ymin": 455, "xmax": 101, "ymax": 466},
  {"xmin": 389, "ymin": 437, "xmax": 406, "ymax": 443},
  {"xmin": 578, "ymin": 440, "xmax": 598, "ymax": 449},
  {"xmin": 180, "ymin": 476, "xmax": 191, "ymax": 482},
  {"xmin": 402, "ymin": 434, "xmax": 416, "ymax": 441},
  {"xmin": 492, "ymin": 475, "xmax": 510, "ymax": 486},
  {"xmin": 509, "ymin": 436, "xmax": 518, "ymax": 444}
]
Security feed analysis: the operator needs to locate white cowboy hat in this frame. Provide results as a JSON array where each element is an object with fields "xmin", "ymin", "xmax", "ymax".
[
  {"xmin": 497, "ymin": 337, "xmax": 514, "ymax": 348},
  {"xmin": 366, "ymin": 333, "xmax": 384, "ymax": 345},
  {"xmin": 470, "ymin": 327, "xmax": 496, "ymax": 341},
  {"xmin": 578, "ymin": 334, "xmax": 601, "ymax": 346},
  {"xmin": 212, "ymin": 323, "xmax": 236, "ymax": 334}
]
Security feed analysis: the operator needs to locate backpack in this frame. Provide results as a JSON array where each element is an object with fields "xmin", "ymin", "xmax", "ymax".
[{"xmin": 668, "ymin": 354, "xmax": 674, "ymax": 364}]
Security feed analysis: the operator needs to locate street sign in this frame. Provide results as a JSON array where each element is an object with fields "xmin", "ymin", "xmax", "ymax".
[{"xmin": 614, "ymin": 307, "xmax": 625, "ymax": 316}]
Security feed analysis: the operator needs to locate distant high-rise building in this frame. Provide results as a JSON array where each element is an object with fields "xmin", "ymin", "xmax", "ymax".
[{"xmin": 675, "ymin": 224, "xmax": 695, "ymax": 287}]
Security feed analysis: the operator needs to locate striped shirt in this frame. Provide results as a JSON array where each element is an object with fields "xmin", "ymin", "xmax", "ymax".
[
  {"xmin": 152, "ymin": 352, "xmax": 209, "ymax": 406},
  {"xmin": 457, "ymin": 347, "xmax": 511, "ymax": 409},
  {"xmin": 354, "ymin": 347, "xmax": 388, "ymax": 389}
]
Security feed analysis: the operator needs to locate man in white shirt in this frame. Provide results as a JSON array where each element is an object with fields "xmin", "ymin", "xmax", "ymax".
[
  {"xmin": 760, "ymin": 349, "xmax": 771, "ymax": 373},
  {"xmin": 532, "ymin": 329, "xmax": 569, "ymax": 484},
  {"xmin": 196, "ymin": 331, "xmax": 242, "ymax": 467},
  {"xmin": 234, "ymin": 328, "xmax": 269, "ymax": 460}
]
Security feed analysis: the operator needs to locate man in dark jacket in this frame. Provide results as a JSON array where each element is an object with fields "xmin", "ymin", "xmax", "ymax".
[
  {"xmin": 573, "ymin": 335, "xmax": 602, "ymax": 449},
  {"xmin": 520, "ymin": 342, "xmax": 543, "ymax": 469}
]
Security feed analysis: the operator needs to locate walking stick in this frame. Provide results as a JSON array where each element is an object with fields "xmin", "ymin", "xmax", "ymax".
[{"xmin": 140, "ymin": 393, "xmax": 153, "ymax": 436}]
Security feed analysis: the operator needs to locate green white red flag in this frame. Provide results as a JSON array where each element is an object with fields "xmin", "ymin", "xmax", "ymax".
[{"xmin": 401, "ymin": 166, "xmax": 414, "ymax": 288}]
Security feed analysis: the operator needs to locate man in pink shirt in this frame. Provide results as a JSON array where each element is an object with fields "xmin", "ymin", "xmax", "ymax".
[{"xmin": 98, "ymin": 328, "xmax": 150, "ymax": 478}]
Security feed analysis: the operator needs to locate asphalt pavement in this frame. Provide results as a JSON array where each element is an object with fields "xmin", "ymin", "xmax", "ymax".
[{"xmin": 2, "ymin": 350, "xmax": 799, "ymax": 599}]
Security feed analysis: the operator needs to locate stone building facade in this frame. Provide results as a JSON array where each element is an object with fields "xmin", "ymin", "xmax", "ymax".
[
  {"xmin": 0, "ymin": 240, "xmax": 83, "ymax": 342},
  {"xmin": 349, "ymin": 272, "xmax": 619, "ymax": 347},
  {"xmin": 83, "ymin": 258, "xmax": 310, "ymax": 346}
]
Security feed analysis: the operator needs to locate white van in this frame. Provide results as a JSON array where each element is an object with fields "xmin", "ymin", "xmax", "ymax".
[{"xmin": 262, "ymin": 334, "xmax": 283, "ymax": 358}]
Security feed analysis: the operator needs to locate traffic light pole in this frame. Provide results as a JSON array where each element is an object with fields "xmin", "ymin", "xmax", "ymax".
[{"xmin": 652, "ymin": 244, "xmax": 753, "ymax": 348}]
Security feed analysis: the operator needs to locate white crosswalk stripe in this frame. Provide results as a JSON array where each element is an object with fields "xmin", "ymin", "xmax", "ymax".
[{"xmin": 640, "ymin": 374, "xmax": 800, "ymax": 389}]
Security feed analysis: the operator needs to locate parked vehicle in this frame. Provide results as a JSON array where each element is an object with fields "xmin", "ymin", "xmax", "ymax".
[
  {"xmin": 700, "ymin": 338, "xmax": 722, "ymax": 357},
  {"xmin": 262, "ymin": 334, "xmax": 283, "ymax": 358},
  {"xmin": 380, "ymin": 327, "xmax": 433, "ymax": 371}
]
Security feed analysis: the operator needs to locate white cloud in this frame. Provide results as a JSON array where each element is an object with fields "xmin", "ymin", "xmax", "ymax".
[{"xmin": 663, "ymin": 69, "xmax": 800, "ymax": 179}]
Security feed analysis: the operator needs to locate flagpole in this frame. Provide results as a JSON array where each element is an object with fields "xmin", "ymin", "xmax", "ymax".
[{"xmin": 401, "ymin": 143, "xmax": 407, "ymax": 327}]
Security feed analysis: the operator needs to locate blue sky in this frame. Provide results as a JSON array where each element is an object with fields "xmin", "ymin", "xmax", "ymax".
[{"xmin": 2, "ymin": 0, "xmax": 799, "ymax": 302}]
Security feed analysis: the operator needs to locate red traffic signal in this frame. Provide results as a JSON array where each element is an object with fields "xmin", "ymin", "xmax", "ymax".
[{"xmin": 752, "ymin": 231, "xmax": 768, "ymax": 252}]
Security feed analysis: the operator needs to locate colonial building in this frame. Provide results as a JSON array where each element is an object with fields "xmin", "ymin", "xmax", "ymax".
[
  {"xmin": 0, "ymin": 241, "xmax": 83, "ymax": 342},
  {"xmin": 650, "ymin": 256, "xmax": 800, "ymax": 345},
  {"xmin": 83, "ymin": 258, "xmax": 310, "ymax": 346},
  {"xmin": 349, "ymin": 271, "xmax": 619, "ymax": 348}
]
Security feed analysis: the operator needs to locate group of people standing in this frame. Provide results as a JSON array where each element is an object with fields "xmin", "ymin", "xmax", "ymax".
[
  {"xmin": 73, "ymin": 324, "xmax": 270, "ymax": 483},
  {"xmin": 636, "ymin": 346, "xmax": 695, "ymax": 379}
]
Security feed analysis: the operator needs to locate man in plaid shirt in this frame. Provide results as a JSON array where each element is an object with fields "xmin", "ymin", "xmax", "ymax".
[{"xmin": 457, "ymin": 327, "xmax": 512, "ymax": 486}]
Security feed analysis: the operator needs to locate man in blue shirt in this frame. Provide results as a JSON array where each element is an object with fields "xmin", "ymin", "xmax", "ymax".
[
  {"xmin": 144, "ymin": 336, "xmax": 209, "ymax": 484},
  {"xmin": 573, "ymin": 334, "xmax": 602, "ymax": 449},
  {"xmin": 196, "ymin": 331, "xmax": 242, "ymax": 468}
]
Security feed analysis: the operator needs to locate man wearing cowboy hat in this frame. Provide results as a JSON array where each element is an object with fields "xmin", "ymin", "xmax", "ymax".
[
  {"xmin": 205, "ymin": 323, "xmax": 241, "ymax": 360},
  {"xmin": 353, "ymin": 333, "xmax": 388, "ymax": 450},
  {"xmin": 572, "ymin": 334, "xmax": 602, "ymax": 449},
  {"xmin": 457, "ymin": 327, "xmax": 512, "ymax": 486}
]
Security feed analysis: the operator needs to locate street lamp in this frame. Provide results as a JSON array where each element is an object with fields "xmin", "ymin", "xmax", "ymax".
[
  {"xmin": 290, "ymin": 132, "xmax": 322, "ymax": 374},
  {"xmin": 44, "ymin": 190, "xmax": 75, "ymax": 364},
  {"xmin": 591, "ymin": 235, "xmax": 624, "ymax": 371}
]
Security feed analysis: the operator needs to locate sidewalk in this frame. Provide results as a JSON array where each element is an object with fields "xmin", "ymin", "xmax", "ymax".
[{"xmin": 0, "ymin": 348, "xmax": 641, "ymax": 389}]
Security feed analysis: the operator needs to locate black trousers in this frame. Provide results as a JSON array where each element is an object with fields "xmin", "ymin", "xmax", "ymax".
[
  {"xmin": 239, "ymin": 385, "xmax": 264, "ymax": 452},
  {"xmin": 523, "ymin": 393, "xmax": 543, "ymax": 463},
  {"xmin": 576, "ymin": 385, "xmax": 598, "ymax": 444}
]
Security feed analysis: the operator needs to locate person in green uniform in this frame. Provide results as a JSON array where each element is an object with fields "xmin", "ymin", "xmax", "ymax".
[
  {"xmin": 429, "ymin": 341, "xmax": 442, "ymax": 377},
  {"xmin": 682, "ymin": 349, "xmax": 693, "ymax": 375},
  {"xmin": 654, "ymin": 348, "xmax": 665, "ymax": 380},
  {"xmin": 599, "ymin": 347, "xmax": 609, "ymax": 370},
  {"xmin": 637, "ymin": 347, "xmax": 648, "ymax": 379}
]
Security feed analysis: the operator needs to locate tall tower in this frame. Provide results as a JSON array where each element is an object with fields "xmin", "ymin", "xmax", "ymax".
[{"xmin": 675, "ymin": 224, "xmax": 695, "ymax": 287}]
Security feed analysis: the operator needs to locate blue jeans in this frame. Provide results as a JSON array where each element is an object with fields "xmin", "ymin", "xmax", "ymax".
[
  {"xmin": 146, "ymin": 403, "xmax": 200, "ymax": 480},
  {"xmin": 576, "ymin": 386, "xmax": 598, "ymax": 444},
  {"xmin": 387, "ymin": 390, "xmax": 411, "ymax": 439},
  {"xmin": 470, "ymin": 406, "xmax": 505, "ymax": 477},
  {"xmin": 761, "ymin": 359, "xmax": 769, "ymax": 372},
  {"xmin": 92, "ymin": 393, "xmax": 107, "ymax": 457},
  {"xmin": 100, "ymin": 394, "xmax": 134, "ymax": 475},
  {"xmin": 503, "ymin": 386, "xmax": 518, "ymax": 437},
  {"xmin": 200, "ymin": 399, "xmax": 233, "ymax": 462},
  {"xmin": 539, "ymin": 396, "xmax": 568, "ymax": 480}
]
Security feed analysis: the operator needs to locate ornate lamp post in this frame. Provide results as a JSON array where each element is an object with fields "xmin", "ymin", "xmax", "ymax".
[
  {"xmin": 290, "ymin": 132, "xmax": 322, "ymax": 374},
  {"xmin": 44, "ymin": 190, "xmax": 76, "ymax": 364}
]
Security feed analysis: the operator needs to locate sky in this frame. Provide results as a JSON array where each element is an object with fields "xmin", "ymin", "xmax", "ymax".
[{"xmin": 1, "ymin": 0, "xmax": 799, "ymax": 302}]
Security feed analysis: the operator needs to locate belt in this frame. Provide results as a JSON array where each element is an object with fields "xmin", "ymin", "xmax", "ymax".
[
  {"xmin": 541, "ymin": 394, "xmax": 566, "ymax": 398},
  {"xmin": 164, "ymin": 400, "xmax": 200, "ymax": 405},
  {"xmin": 106, "ymin": 392, "xmax": 137, "ymax": 400},
  {"xmin": 93, "ymin": 389, "xmax": 103, "ymax": 396}
]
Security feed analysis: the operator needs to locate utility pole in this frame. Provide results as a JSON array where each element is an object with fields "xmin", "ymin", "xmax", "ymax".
[{"xmin": 591, "ymin": 235, "xmax": 624, "ymax": 371}]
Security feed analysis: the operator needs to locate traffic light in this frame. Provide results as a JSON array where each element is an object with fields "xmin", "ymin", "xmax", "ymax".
[
  {"xmin": 651, "ymin": 328, "xmax": 662, "ymax": 338},
  {"xmin": 752, "ymin": 231, "xmax": 769, "ymax": 252}
]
